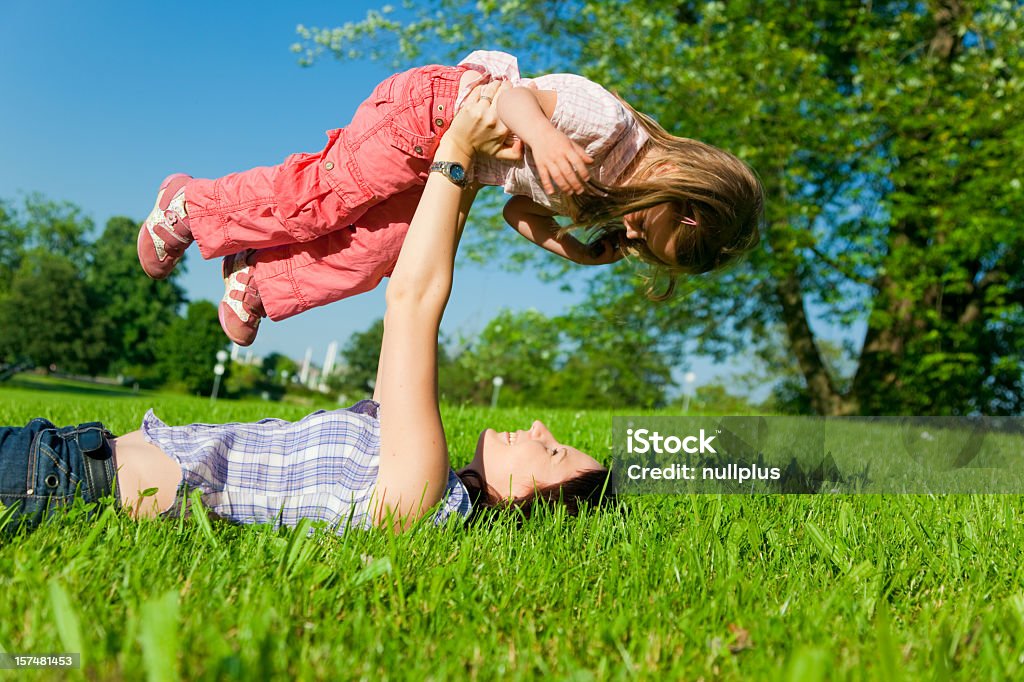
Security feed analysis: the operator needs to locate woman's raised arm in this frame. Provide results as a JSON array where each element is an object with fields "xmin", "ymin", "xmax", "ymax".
[{"xmin": 372, "ymin": 81, "xmax": 512, "ymax": 530}]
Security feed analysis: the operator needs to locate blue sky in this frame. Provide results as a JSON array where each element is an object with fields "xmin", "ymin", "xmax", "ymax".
[
  {"xmin": 1, "ymin": 0, "xmax": 820, "ymax": 397},
  {"xmin": 0, "ymin": 3, "xmax": 583, "ymax": 360}
]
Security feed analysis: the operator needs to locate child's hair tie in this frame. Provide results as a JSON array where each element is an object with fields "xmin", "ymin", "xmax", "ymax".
[{"xmin": 680, "ymin": 216, "xmax": 698, "ymax": 226}]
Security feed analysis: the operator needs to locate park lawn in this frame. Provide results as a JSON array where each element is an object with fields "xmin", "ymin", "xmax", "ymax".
[{"xmin": 1, "ymin": 381, "xmax": 1023, "ymax": 680}]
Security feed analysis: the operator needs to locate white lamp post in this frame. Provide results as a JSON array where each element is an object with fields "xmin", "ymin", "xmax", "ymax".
[
  {"xmin": 682, "ymin": 371, "xmax": 697, "ymax": 414},
  {"xmin": 210, "ymin": 349, "xmax": 229, "ymax": 403},
  {"xmin": 491, "ymin": 376, "xmax": 504, "ymax": 409}
]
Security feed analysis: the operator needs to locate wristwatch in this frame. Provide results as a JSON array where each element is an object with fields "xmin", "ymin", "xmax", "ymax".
[{"xmin": 429, "ymin": 161, "xmax": 468, "ymax": 188}]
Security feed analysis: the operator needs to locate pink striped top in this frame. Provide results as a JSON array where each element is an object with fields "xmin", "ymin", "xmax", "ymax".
[{"xmin": 456, "ymin": 50, "xmax": 649, "ymax": 213}]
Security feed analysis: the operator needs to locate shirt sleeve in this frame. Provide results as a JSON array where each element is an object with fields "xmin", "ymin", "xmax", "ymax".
[
  {"xmin": 537, "ymin": 73, "xmax": 651, "ymax": 185},
  {"xmin": 431, "ymin": 468, "xmax": 474, "ymax": 525},
  {"xmin": 457, "ymin": 50, "xmax": 522, "ymax": 81}
]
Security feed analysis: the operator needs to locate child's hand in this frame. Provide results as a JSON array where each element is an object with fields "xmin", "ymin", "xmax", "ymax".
[
  {"xmin": 580, "ymin": 236, "xmax": 625, "ymax": 265},
  {"xmin": 492, "ymin": 133, "xmax": 524, "ymax": 162},
  {"xmin": 530, "ymin": 129, "xmax": 594, "ymax": 196},
  {"xmin": 503, "ymin": 195, "xmax": 624, "ymax": 266},
  {"xmin": 561, "ymin": 235, "xmax": 624, "ymax": 266}
]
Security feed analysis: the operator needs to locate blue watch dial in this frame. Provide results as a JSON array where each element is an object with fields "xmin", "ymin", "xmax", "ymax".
[{"xmin": 450, "ymin": 165, "xmax": 465, "ymax": 182}]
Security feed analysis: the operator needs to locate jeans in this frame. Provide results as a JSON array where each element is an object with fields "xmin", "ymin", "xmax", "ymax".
[{"xmin": 0, "ymin": 419, "xmax": 120, "ymax": 530}]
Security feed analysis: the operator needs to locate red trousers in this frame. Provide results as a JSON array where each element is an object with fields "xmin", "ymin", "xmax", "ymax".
[{"xmin": 184, "ymin": 65, "xmax": 467, "ymax": 320}]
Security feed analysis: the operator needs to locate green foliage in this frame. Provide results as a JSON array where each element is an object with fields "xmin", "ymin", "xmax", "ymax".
[
  {"xmin": 222, "ymin": 361, "xmax": 278, "ymax": 401},
  {"xmin": 449, "ymin": 307, "xmax": 674, "ymax": 407},
  {"xmin": 0, "ymin": 194, "xmax": 95, "ymax": 275},
  {"xmin": 550, "ymin": 303, "xmax": 674, "ymax": 408},
  {"xmin": 88, "ymin": 216, "xmax": 187, "ymax": 379},
  {"xmin": 0, "ymin": 249, "xmax": 106, "ymax": 374},
  {"xmin": 0, "ymin": 197, "xmax": 231, "ymax": 395},
  {"xmin": 330, "ymin": 307, "xmax": 676, "ymax": 408},
  {"xmin": 0, "ymin": 196, "xmax": 106, "ymax": 372},
  {"xmin": 0, "ymin": 198, "xmax": 195, "ymax": 387},
  {"xmin": 683, "ymin": 383, "xmax": 759, "ymax": 415},
  {"xmin": 153, "ymin": 301, "xmax": 228, "ymax": 396},
  {"xmin": 330, "ymin": 318, "xmax": 384, "ymax": 401},
  {"xmin": 455, "ymin": 309, "xmax": 562, "ymax": 405},
  {"xmin": 0, "ymin": 199, "xmax": 24, "ymax": 293},
  {"xmin": 261, "ymin": 352, "xmax": 299, "ymax": 381},
  {"xmin": 221, "ymin": 351, "xmax": 305, "ymax": 401},
  {"xmin": 299, "ymin": 1, "xmax": 1024, "ymax": 415}
]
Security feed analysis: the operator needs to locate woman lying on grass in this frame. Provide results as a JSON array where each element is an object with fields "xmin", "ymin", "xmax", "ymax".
[{"xmin": 0, "ymin": 81, "xmax": 613, "ymax": 534}]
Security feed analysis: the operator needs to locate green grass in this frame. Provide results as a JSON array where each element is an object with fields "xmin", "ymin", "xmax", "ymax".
[{"xmin": 2, "ymin": 379, "xmax": 1024, "ymax": 680}]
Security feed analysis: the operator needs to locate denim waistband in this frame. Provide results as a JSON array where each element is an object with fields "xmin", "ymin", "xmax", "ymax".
[
  {"xmin": 72, "ymin": 422, "xmax": 121, "ymax": 504},
  {"xmin": 31, "ymin": 421, "xmax": 121, "ymax": 505}
]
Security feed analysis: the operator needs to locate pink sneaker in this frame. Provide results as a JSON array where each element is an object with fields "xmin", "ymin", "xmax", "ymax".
[
  {"xmin": 219, "ymin": 251, "xmax": 266, "ymax": 347},
  {"xmin": 137, "ymin": 173, "xmax": 193, "ymax": 279}
]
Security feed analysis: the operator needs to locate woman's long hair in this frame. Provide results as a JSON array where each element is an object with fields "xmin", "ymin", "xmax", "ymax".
[{"xmin": 456, "ymin": 467, "xmax": 617, "ymax": 524}]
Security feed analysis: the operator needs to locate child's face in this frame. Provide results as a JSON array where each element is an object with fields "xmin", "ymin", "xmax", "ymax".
[{"xmin": 622, "ymin": 203, "xmax": 680, "ymax": 267}]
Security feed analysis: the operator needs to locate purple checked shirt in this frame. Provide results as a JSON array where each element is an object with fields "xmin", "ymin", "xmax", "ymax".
[{"xmin": 141, "ymin": 400, "xmax": 472, "ymax": 531}]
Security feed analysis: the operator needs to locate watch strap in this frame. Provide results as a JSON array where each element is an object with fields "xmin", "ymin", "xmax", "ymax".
[{"xmin": 429, "ymin": 161, "xmax": 468, "ymax": 188}]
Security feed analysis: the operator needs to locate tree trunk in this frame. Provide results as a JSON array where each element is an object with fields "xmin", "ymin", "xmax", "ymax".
[{"xmin": 772, "ymin": 248, "xmax": 856, "ymax": 415}]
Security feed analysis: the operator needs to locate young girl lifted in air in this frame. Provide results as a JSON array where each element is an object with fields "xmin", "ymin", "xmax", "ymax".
[{"xmin": 138, "ymin": 50, "xmax": 764, "ymax": 346}]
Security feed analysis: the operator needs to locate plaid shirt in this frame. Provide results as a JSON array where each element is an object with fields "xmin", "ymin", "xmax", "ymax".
[
  {"xmin": 141, "ymin": 400, "xmax": 472, "ymax": 532},
  {"xmin": 457, "ymin": 50, "xmax": 650, "ymax": 212}
]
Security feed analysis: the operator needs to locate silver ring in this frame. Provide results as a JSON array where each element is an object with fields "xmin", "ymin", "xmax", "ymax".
[{"xmin": 480, "ymin": 95, "xmax": 493, "ymax": 102}]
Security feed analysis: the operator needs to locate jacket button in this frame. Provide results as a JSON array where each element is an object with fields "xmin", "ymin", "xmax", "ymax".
[
  {"xmin": 413, "ymin": 145, "xmax": 424, "ymax": 155},
  {"xmin": 324, "ymin": 161, "xmax": 334, "ymax": 171},
  {"xmin": 437, "ymin": 104, "xmax": 444, "ymax": 111},
  {"xmin": 435, "ymin": 118, "xmax": 445, "ymax": 127}
]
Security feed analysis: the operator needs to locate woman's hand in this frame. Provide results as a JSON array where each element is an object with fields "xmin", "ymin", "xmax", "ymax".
[{"xmin": 444, "ymin": 80, "xmax": 522, "ymax": 162}]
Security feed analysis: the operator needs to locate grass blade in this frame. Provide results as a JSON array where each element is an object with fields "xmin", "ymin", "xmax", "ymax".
[
  {"xmin": 188, "ymin": 488, "xmax": 218, "ymax": 548},
  {"xmin": 48, "ymin": 580, "xmax": 83, "ymax": 659},
  {"xmin": 139, "ymin": 590, "xmax": 180, "ymax": 682}
]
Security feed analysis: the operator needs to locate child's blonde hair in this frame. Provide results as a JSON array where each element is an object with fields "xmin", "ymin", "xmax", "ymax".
[{"xmin": 562, "ymin": 97, "xmax": 765, "ymax": 300}]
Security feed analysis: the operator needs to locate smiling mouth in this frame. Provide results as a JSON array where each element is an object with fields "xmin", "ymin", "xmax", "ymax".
[{"xmin": 501, "ymin": 431, "xmax": 520, "ymax": 446}]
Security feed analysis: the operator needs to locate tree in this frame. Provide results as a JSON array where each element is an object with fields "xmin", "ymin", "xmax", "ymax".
[
  {"xmin": 0, "ymin": 199, "xmax": 25, "ymax": 294},
  {"xmin": 0, "ymin": 195, "xmax": 94, "ymax": 288},
  {"xmin": 684, "ymin": 384, "xmax": 758, "ymax": 416},
  {"xmin": 153, "ymin": 301, "xmax": 228, "ymax": 395},
  {"xmin": 262, "ymin": 352, "xmax": 301, "ymax": 385},
  {"xmin": 332, "ymin": 318, "xmax": 385, "ymax": 400},
  {"xmin": 451, "ymin": 307, "xmax": 675, "ymax": 407},
  {"xmin": 551, "ymin": 304, "xmax": 674, "ymax": 409},
  {"xmin": 455, "ymin": 309, "xmax": 562, "ymax": 406},
  {"xmin": 299, "ymin": 1, "xmax": 1024, "ymax": 415},
  {"xmin": 0, "ymin": 250, "xmax": 105, "ymax": 373},
  {"xmin": 88, "ymin": 216, "xmax": 187, "ymax": 379}
]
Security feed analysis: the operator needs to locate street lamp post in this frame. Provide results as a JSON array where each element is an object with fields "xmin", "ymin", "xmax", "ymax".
[
  {"xmin": 491, "ymin": 376, "xmax": 504, "ymax": 409},
  {"xmin": 211, "ymin": 349, "xmax": 229, "ymax": 403},
  {"xmin": 682, "ymin": 371, "xmax": 697, "ymax": 414}
]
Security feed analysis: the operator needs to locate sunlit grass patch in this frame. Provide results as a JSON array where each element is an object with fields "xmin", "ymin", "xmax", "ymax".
[{"xmin": 1, "ymin": 384, "xmax": 1023, "ymax": 679}]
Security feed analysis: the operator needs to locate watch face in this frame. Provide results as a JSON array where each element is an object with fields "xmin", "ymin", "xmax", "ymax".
[{"xmin": 450, "ymin": 164, "xmax": 465, "ymax": 182}]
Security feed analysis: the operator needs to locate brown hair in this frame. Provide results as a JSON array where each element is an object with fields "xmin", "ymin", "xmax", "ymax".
[
  {"xmin": 456, "ymin": 467, "xmax": 617, "ymax": 524},
  {"xmin": 562, "ymin": 97, "xmax": 765, "ymax": 299}
]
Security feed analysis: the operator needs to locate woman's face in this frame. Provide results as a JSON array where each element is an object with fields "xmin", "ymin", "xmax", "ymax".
[{"xmin": 467, "ymin": 420, "xmax": 604, "ymax": 499}]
